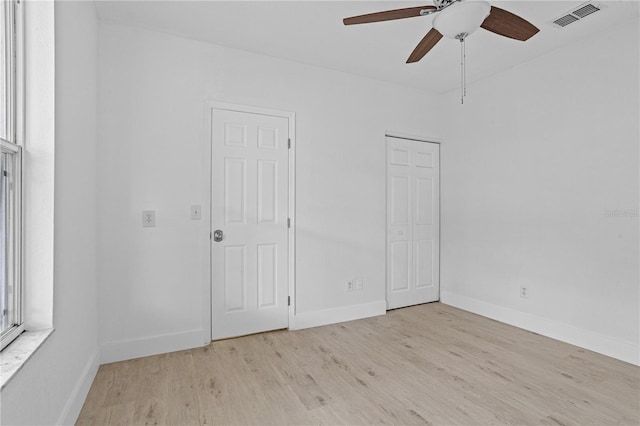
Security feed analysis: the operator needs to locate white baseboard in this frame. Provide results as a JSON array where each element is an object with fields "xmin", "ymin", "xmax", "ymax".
[
  {"xmin": 441, "ymin": 291, "xmax": 640, "ymax": 366},
  {"xmin": 290, "ymin": 300, "xmax": 387, "ymax": 331},
  {"xmin": 101, "ymin": 329, "xmax": 205, "ymax": 364},
  {"xmin": 57, "ymin": 347, "xmax": 100, "ymax": 426}
]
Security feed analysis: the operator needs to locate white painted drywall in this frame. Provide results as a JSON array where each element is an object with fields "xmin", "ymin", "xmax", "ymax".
[
  {"xmin": 97, "ymin": 23, "xmax": 443, "ymax": 359},
  {"xmin": 0, "ymin": 2, "xmax": 101, "ymax": 424},
  {"xmin": 440, "ymin": 17, "xmax": 639, "ymax": 364}
]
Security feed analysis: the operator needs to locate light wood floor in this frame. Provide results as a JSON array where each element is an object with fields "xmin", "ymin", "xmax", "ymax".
[{"xmin": 77, "ymin": 303, "xmax": 640, "ymax": 425}]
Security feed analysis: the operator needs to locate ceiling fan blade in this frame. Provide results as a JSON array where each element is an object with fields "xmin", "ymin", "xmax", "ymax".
[
  {"xmin": 480, "ymin": 6, "xmax": 539, "ymax": 41},
  {"xmin": 407, "ymin": 28, "xmax": 443, "ymax": 63},
  {"xmin": 343, "ymin": 6, "xmax": 436, "ymax": 25}
]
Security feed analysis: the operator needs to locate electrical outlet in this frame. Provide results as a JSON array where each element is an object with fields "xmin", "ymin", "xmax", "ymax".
[
  {"xmin": 520, "ymin": 286, "xmax": 528, "ymax": 299},
  {"xmin": 355, "ymin": 278, "xmax": 363, "ymax": 291},
  {"xmin": 191, "ymin": 205, "xmax": 202, "ymax": 220},
  {"xmin": 142, "ymin": 210, "xmax": 156, "ymax": 228},
  {"xmin": 346, "ymin": 281, "xmax": 354, "ymax": 292}
]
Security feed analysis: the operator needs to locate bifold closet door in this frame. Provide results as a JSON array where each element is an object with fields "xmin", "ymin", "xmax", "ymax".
[{"xmin": 386, "ymin": 137, "xmax": 439, "ymax": 310}]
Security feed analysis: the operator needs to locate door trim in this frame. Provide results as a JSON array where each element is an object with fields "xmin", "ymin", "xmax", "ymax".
[
  {"xmin": 385, "ymin": 130, "xmax": 444, "ymax": 144},
  {"xmin": 204, "ymin": 101, "xmax": 296, "ymax": 342},
  {"xmin": 384, "ymin": 134, "xmax": 442, "ymax": 309}
]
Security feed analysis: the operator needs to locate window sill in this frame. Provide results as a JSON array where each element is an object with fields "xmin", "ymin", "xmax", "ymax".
[{"xmin": 0, "ymin": 328, "xmax": 54, "ymax": 390}]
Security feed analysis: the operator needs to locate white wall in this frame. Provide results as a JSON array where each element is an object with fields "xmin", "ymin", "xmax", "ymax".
[
  {"xmin": 0, "ymin": 1, "xmax": 100, "ymax": 424},
  {"xmin": 440, "ymin": 17, "xmax": 639, "ymax": 364},
  {"xmin": 97, "ymin": 23, "xmax": 443, "ymax": 361}
]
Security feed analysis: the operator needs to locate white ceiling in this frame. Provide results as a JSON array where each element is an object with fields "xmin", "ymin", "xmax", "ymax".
[{"xmin": 95, "ymin": 0, "xmax": 640, "ymax": 93}]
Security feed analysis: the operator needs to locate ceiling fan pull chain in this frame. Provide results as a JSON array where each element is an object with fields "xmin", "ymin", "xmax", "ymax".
[
  {"xmin": 456, "ymin": 32, "xmax": 468, "ymax": 104},
  {"xmin": 460, "ymin": 37, "xmax": 463, "ymax": 104},
  {"xmin": 460, "ymin": 39, "xmax": 464, "ymax": 104},
  {"xmin": 463, "ymin": 37, "xmax": 467, "ymax": 99}
]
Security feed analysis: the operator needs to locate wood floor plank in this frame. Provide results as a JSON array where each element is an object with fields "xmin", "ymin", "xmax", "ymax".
[
  {"xmin": 76, "ymin": 303, "xmax": 640, "ymax": 425},
  {"xmin": 130, "ymin": 354, "xmax": 170, "ymax": 426}
]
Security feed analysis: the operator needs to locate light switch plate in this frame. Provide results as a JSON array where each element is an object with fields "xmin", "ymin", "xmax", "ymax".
[
  {"xmin": 191, "ymin": 205, "xmax": 202, "ymax": 220},
  {"xmin": 142, "ymin": 210, "xmax": 155, "ymax": 227}
]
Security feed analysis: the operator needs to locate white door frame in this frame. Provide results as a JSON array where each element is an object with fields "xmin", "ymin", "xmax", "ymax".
[
  {"xmin": 203, "ymin": 101, "xmax": 296, "ymax": 342},
  {"xmin": 384, "ymin": 131, "xmax": 442, "ymax": 307}
]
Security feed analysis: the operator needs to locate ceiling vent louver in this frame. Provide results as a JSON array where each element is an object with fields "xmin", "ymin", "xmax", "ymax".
[
  {"xmin": 553, "ymin": 14, "xmax": 579, "ymax": 27},
  {"xmin": 552, "ymin": 2, "xmax": 601, "ymax": 28},
  {"xmin": 572, "ymin": 3, "xmax": 600, "ymax": 18}
]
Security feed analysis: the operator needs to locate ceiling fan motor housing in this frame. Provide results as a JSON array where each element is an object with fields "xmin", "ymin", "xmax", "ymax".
[
  {"xmin": 433, "ymin": 1, "xmax": 492, "ymax": 39},
  {"xmin": 434, "ymin": 0, "xmax": 457, "ymax": 9}
]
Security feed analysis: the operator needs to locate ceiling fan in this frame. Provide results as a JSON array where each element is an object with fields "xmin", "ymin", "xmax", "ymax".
[{"xmin": 343, "ymin": 0, "xmax": 540, "ymax": 64}]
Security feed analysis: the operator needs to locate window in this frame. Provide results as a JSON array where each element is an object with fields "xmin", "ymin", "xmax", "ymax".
[{"xmin": 0, "ymin": 0, "xmax": 23, "ymax": 351}]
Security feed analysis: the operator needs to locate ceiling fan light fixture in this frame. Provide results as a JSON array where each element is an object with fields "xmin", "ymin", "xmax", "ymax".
[{"xmin": 433, "ymin": 0, "xmax": 491, "ymax": 39}]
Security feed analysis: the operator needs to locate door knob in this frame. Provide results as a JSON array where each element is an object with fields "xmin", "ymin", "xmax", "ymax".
[{"xmin": 214, "ymin": 230, "xmax": 223, "ymax": 242}]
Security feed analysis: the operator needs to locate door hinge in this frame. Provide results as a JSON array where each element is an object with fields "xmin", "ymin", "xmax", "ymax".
[
  {"xmin": 287, "ymin": 218, "xmax": 291, "ymax": 228},
  {"xmin": 210, "ymin": 231, "xmax": 212, "ymax": 239},
  {"xmin": 288, "ymin": 138, "xmax": 291, "ymax": 149},
  {"xmin": 288, "ymin": 296, "xmax": 290, "ymax": 306},
  {"xmin": 2, "ymin": 171, "xmax": 7, "ymax": 177}
]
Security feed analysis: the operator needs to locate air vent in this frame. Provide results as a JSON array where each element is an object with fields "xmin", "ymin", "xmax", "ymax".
[
  {"xmin": 552, "ymin": 2, "xmax": 602, "ymax": 28},
  {"xmin": 572, "ymin": 3, "xmax": 600, "ymax": 18},
  {"xmin": 553, "ymin": 14, "xmax": 579, "ymax": 27}
]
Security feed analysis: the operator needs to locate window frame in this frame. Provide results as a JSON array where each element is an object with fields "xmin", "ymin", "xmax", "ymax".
[{"xmin": 0, "ymin": 0, "xmax": 24, "ymax": 352}]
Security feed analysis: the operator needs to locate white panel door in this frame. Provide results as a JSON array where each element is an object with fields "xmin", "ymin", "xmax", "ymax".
[
  {"xmin": 211, "ymin": 108, "xmax": 289, "ymax": 340},
  {"xmin": 386, "ymin": 137, "xmax": 439, "ymax": 310}
]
